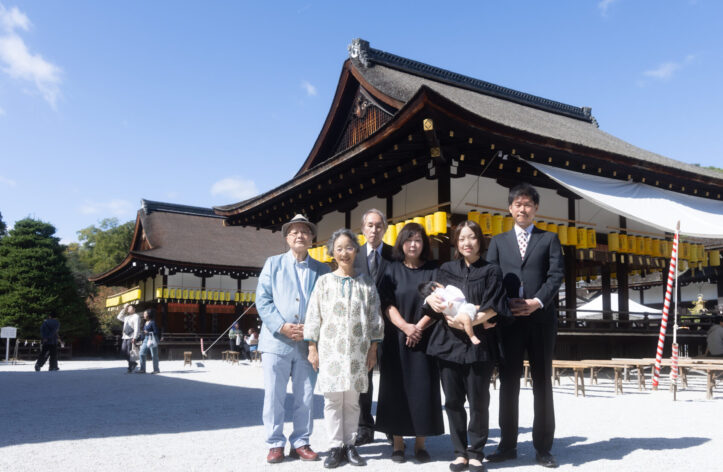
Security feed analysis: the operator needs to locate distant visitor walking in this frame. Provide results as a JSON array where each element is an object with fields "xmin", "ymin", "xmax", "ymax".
[{"xmin": 35, "ymin": 311, "xmax": 61, "ymax": 372}]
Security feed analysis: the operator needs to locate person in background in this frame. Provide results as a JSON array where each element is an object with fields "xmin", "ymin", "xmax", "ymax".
[
  {"xmin": 246, "ymin": 327, "xmax": 259, "ymax": 361},
  {"xmin": 229, "ymin": 322, "xmax": 243, "ymax": 357},
  {"xmin": 256, "ymin": 214, "xmax": 331, "ymax": 464},
  {"xmin": 305, "ymin": 228, "xmax": 384, "ymax": 468},
  {"xmin": 35, "ymin": 311, "xmax": 61, "ymax": 372},
  {"xmin": 118, "ymin": 303, "xmax": 141, "ymax": 373},
  {"xmin": 137, "ymin": 308, "xmax": 161, "ymax": 374},
  {"xmin": 706, "ymin": 315, "xmax": 723, "ymax": 357},
  {"xmin": 352, "ymin": 208, "xmax": 394, "ymax": 446}
]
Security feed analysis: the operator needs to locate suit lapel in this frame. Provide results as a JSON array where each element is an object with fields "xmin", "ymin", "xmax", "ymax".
[{"xmin": 505, "ymin": 230, "xmax": 522, "ymax": 267}]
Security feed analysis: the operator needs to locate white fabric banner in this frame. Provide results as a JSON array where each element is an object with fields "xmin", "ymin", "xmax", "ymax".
[
  {"xmin": 576, "ymin": 293, "xmax": 661, "ymax": 320},
  {"xmin": 529, "ymin": 162, "xmax": 723, "ymax": 238}
]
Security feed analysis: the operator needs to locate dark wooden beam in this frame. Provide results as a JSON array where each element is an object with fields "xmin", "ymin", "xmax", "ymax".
[{"xmin": 565, "ymin": 198, "xmax": 577, "ymax": 319}]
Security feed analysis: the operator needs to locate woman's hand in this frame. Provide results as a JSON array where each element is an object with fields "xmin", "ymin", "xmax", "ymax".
[
  {"xmin": 402, "ymin": 322, "xmax": 422, "ymax": 347},
  {"xmin": 307, "ymin": 343, "xmax": 319, "ymax": 371},
  {"xmin": 366, "ymin": 343, "xmax": 377, "ymax": 371},
  {"xmin": 425, "ymin": 293, "xmax": 449, "ymax": 313}
]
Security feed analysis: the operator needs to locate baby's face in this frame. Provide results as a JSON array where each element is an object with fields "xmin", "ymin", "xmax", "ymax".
[{"xmin": 432, "ymin": 282, "xmax": 444, "ymax": 290}]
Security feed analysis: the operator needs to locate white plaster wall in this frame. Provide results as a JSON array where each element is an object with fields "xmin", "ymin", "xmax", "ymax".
[
  {"xmin": 204, "ymin": 274, "xmax": 236, "ymax": 290},
  {"xmin": 451, "ymin": 174, "xmax": 509, "ymax": 216},
  {"xmin": 316, "ymin": 210, "xmax": 346, "ymax": 242},
  {"xmin": 167, "ymin": 272, "xmax": 202, "ymax": 289},
  {"xmin": 143, "ymin": 278, "xmax": 154, "ymax": 301},
  {"xmin": 393, "ymin": 179, "xmax": 438, "ymax": 218},
  {"xmin": 241, "ymin": 276, "xmax": 259, "ymax": 292},
  {"xmin": 349, "ymin": 196, "xmax": 387, "ymax": 232}
]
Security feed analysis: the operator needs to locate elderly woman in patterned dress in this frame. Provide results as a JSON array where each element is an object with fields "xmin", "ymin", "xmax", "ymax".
[{"xmin": 304, "ymin": 228, "xmax": 384, "ymax": 469}]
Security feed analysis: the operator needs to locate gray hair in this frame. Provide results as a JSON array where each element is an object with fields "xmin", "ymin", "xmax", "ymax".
[
  {"xmin": 361, "ymin": 208, "xmax": 387, "ymax": 229},
  {"xmin": 326, "ymin": 228, "xmax": 360, "ymax": 256}
]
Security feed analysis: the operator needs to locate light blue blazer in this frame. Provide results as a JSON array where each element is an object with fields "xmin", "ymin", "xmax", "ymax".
[{"xmin": 256, "ymin": 250, "xmax": 331, "ymax": 356}]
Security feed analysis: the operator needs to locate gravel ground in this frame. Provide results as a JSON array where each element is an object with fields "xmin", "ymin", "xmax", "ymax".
[{"xmin": 1, "ymin": 358, "xmax": 720, "ymax": 472}]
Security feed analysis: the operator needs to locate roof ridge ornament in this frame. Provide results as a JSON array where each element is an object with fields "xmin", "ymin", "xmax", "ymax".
[{"xmin": 348, "ymin": 38, "xmax": 371, "ymax": 68}]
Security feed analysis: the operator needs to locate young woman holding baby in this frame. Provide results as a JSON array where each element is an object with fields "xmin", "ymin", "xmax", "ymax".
[{"xmin": 425, "ymin": 220, "xmax": 511, "ymax": 472}]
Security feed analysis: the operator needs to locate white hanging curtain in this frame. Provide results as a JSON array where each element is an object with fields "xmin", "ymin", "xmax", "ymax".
[{"xmin": 529, "ymin": 162, "xmax": 723, "ymax": 238}]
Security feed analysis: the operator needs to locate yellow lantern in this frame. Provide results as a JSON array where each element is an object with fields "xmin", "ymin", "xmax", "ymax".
[
  {"xmin": 395, "ymin": 221, "xmax": 406, "ymax": 237},
  {"xmin": 652, "ymin": 238, "xmax": 661, "ymax": 257},
  {"xmin": 709, "ymin": 250, "xmax": 720, "ymax": 267},
  {"xmin": 679, "ymin": 242, "xmax": 689, "ymax": 260},
  {"xmin": 566, "ymin": 226, "xmax": 578, "ymax": 246},
  {"xmin": 467, "ymin": 210, "xmax": 480, "ymax": 225},
  {"xmin": 643, "ymin": 237, "xmax": 653, "ymax": 256},
  {"xmin": 608, "ymin": 232, "xmax": 620, "ymax": 252},
  {"xmin": 357, "ymin": 234, "xmax": 366, "ymax": 246},
  {"xmin": 618, "ymin": 234, "xmax": 628, "ymax": 253},
  {"xmin": 424, "ymin": 214, "xmax": 435, "ymax": 236},
  {"xmin": 155, "ymin": 288, "xmax": 163, "ymax": 299},
  {"xmin": 546, "ymin": 223, "xmax": 558, "ymax": 235},
  {"xmin": 503, "ymin": 215, "xmax": 514, "ymax": 232},
  {"xmin": 433, "ymin": 211, "xmax": 447, "ymax": 235},
  {"xmin": 479, "ymin": 212, "xmax": 492, "ymax": 234},
  {"xmin": 627, "ymin": 234, "xmax": 636, "ymax": 253},
  {"xmin": 587, "ymin": 228, "xmax": 597, "ymax": 248},
  {"xmin": 383, "ymin": 225, "xmax": 397, "ymax": 246},
  {"xmin": 636, "ymin": 236, "xmax": 645, "ymax": 255},
  {"xmin": 577, "ymin": 227, "xmax": 588, "ymax": 248},
  {"xmin": 558, "ymin": 225, "xmax": 568, "ymax": 245},
  {"xmin": 491, "ymin": 214, "xmax": 503, "ymax": 235},
  {"xmin": 413, "ymin": 216, "xmax": 425, "ymax": 228},
  {"xmin": 535, "ymin": 221, "xmax": 547, "ymax": 231}
]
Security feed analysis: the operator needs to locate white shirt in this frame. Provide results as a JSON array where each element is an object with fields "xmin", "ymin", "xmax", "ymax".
[{"xmin": 513, "ymin": 224, "xmax": 543, "ymax": 308}]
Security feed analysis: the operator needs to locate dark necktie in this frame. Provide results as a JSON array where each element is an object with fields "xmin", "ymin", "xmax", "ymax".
[{"xmin": 370, "ymin": 250, "xmax": 380, "ymax": 279}]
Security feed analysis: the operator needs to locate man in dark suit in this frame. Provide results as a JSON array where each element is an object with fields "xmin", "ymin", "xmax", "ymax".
[
  {"xmin": 353, "ymin": 208, "xmax": 394, "ymax": 446},
  {"xmin": 486, "ymin": 183, "xmax": 564, "ymax": 468}
]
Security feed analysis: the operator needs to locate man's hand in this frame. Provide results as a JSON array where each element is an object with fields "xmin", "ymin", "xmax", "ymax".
[
  {"xmin": 280, "ymin": 323, "xmax": 304, "ymax": 341},
  {"xmin": 308, "ymin": 344, "xmax": 319, "ymax": 371},
  {"xmin": 509, "ymin": 298, "xmax": 540, "ymax": 317},
  {"xmin": 366, "ymin": 343, "xmax": 377, "ymax": 371}
]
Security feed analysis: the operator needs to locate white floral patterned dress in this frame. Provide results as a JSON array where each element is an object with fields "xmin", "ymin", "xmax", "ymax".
[{"xmin": 303, "ymin": 272, "xmax": 384, "ymax": 393}]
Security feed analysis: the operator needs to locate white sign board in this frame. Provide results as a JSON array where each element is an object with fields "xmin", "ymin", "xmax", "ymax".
[{"xmin": 1, "ymin": 327, "xmax": 17, "ymax": 338}]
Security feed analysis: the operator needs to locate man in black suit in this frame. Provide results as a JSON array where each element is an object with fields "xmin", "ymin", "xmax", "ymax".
[
  {"xmin": 353, "ymin": 208, "xmax": 394, "ymax": 446},
  {"xmin": 486, "ymin": 183, "xmax": 564, "ymax": 468}
]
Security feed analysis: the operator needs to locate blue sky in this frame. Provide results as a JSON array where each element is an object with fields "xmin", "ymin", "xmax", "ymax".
[{"xmin": 1, "ymin": 0, "xmax": 721, "ymax": 243}]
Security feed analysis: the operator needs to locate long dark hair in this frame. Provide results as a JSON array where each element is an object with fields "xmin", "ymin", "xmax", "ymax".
[
  {"xmin": 392, "ymin": 222, "xmax": 431, "ymax": 262},
  {"xmin": 452, "ymin": 220, "xmax": 486, "ymax": 259},
  {"xmin": 144, "ymin": 308, "xmax": 156, "ymax": 320}
]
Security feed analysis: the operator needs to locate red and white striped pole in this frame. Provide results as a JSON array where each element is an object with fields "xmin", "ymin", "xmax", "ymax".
[{"xmin": 652, "ymin": 223, "xmax": 679, "ymax": 390}]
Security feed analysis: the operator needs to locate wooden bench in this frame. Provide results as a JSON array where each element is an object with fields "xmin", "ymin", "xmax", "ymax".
[{"xmin": 551, "ymin": 360, "xmax": 588, "ymax": 396}]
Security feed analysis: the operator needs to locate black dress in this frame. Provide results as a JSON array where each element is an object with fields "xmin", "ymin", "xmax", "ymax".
[
  {"xmin": 375, "ymin": 260, "xmax": 444, "ymax": 437},
  {"xmin": 425, "ymin": 258, "xmax": 510, "ymax": 461}
]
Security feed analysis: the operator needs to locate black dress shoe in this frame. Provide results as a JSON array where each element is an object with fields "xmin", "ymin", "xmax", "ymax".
[
  {"xmin": 346, "ymin": 445, "xmax": 366, "ymax": 466},
  {"xmin": 391, "ymin": 448, "xmax": 406, "ymax": 463},
  {"xmin": 414, "ymin": 449, "xmax": 431, "ymax": 463},
  {"xmin": 355, "ymin": 430, "xmax": 374, "ymax": 446},
  {"xmin": 535, "ymin": 452, "xmax": 558, "ymax": 468},
  {"xmin": 485, "ymin": 448, "xmax": 517, "ymax": 463},
  {"xmin": 468, "ymin": 460, "xmax": 486, "ymax": 472},
  {"xmin": 324, "ymin": 447, "xmax": 345, "ymax": 469},
  {"xmin": 449, "ymin": 459, "xmax": 468, "ymax": 472}
]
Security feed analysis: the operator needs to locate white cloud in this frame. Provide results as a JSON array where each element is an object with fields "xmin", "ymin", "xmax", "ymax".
[
  {"xmin": 0, "ymin": 174, "xmax": 16, "ymax": 187},
  {"xmin": 210, "ymin": 177, "xmax": 259, "ymax": 201},
  {"xmin": 0, "ymin": 105, "xmax": 5, "ymax": 116},
  {"xmin": 0, "ymin": 4, "xmax": 62, "ymax": 108},
  {"xmin": 643, "ymin": 55, "xmax": 696, "ymax": 81},
  {"xmin": 598, "ymin": 0, "xmax": 619, "ymax": 16},
  {"xmin": 79, "ymin": 199, "xmax": 134, "ymax": 217},
  {"xmin": 301, "ymin": 80, "xmax": 317, "ymax": 97}
]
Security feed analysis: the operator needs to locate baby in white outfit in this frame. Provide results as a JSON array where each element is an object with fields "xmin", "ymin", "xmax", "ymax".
[{"xmin": 420, "ymin": 282, "xmax": 481, "ymax": 344}]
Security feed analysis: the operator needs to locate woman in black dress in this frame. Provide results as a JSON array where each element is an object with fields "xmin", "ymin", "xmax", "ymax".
[
  {"xmin": 375, "ymin": 222, "xmax": 443, "ymax": 463},
  {"xmin": 426, "ymin": 221, "xmax": 510, "ymax": 472}
]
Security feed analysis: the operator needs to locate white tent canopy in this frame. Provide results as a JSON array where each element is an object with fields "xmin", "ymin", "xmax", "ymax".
[
  {"xmin": 576, "ymin": 293, "xmax": 662, "ymax": 320},
  {"xmin": 529, "ymin": 162, "xmax": 723, "ymax": 238}
]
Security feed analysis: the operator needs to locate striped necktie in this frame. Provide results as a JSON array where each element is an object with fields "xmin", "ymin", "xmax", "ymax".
[{"xmin": 518, "ymin": 230, "xmax": 529, "ymax": 259}]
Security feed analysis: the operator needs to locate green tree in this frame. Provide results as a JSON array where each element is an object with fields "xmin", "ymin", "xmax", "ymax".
[
  {"xmin": 76, "ymin": 218, "xmax": 134, "ymax": 275},
  {"xmin": 0, "ymin": 218, "xmax": 91, "ymax": 339},
  {"xmin": 0, "ymin": 211, "xmax": 6, "ymax": 237}
]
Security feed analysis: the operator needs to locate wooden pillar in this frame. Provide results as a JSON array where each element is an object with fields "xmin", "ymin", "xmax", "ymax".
[
  {"xmin": 344, "ymin": 210, "xmax": 351, "ymax": 230},
  {"xmin": 564, "ymin": 198, "xmax": 577, "ymax": 320},
  {"xmin": 199, "ymin": 276, "xmax": 207, "ymax": 333},
  {"xmin": 386, "ymin": 196, "xmax": 393, "ymax": 222},
  {"xmin": 161, "ymin": 273, "xmax": 168, "ymax": 332},
  {"xmin": 601, "ymin": 263, "xmax": 612, "ymax": 320},
  {"xmin": 617, "ymin": 217, "xmax": 630, "ymax": 323},
  {"xmin": 437, "ymin": 163, "xmax": 451, "ymax": 262}
]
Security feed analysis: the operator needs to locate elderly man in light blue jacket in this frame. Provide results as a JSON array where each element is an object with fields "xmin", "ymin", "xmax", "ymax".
[{"xmin": 257, "ymin": 214, "xmax": 330, "ymax": 464}]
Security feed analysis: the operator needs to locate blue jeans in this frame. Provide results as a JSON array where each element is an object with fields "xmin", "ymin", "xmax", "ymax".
[
  {"xmin": 139, "ymin": 340, "xmax": 159, "ymax": 373},
  {"xmin": 262, "ymin": 349, "xmax": 317, "ymax": 448}
]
